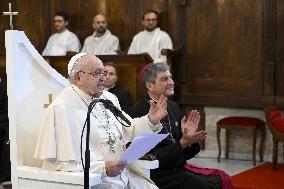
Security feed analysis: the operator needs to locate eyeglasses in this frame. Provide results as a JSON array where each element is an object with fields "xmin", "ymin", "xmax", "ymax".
[
  {"xmin": 144, "ymin": 18, "xmax": 157, "ymax": 22},
  {"xmin": 79, "ymin": 71, "xmax": 107, "ymax": 79},
  {"xmin": 95, "ymin": 21, "xmax": 106, "ymax": 24}
]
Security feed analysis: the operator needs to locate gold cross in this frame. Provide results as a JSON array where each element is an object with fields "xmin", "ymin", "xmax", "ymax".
[{"xmin": 44, "ymin": 94, "xmax": 53, "ymax": 108}]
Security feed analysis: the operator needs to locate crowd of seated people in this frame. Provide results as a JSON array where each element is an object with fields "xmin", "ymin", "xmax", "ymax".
[{"xmin": 42, "ymin": 10, "xmax": 173, "ymax": 63}]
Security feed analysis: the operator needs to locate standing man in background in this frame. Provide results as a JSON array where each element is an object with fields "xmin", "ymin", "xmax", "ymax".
[
  {"xmin": 81, "ymin": 14, "xmax": 120, "ymax": 55},
  {"xmin": 42, "ymin": 11, "xmax": 81, "ymax": 56},
  {"xmin": 128, "ymin": 10, "xmax": 173, "ymax": 64}
]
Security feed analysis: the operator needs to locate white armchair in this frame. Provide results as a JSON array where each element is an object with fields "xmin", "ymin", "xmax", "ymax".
[{"xmin": 6, "ymin": 30, "xmax": 158, "ymax": 189}]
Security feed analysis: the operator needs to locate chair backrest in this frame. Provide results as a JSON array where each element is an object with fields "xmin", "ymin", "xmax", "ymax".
[
  {"xmin": 6, "ymin": 30, "xmax": 68, "ymax": 187},
  {"xmin": 264, "ymin": 107, "xmax": 284, "ymax": 140}
]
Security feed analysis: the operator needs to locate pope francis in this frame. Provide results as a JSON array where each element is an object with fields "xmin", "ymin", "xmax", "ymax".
[{"xmin": 34, "ymin": 53, "xmax": 168, "ymax": 189}]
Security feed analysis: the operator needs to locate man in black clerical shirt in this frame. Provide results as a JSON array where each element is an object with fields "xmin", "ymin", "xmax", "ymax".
[
  {"xmin": 103, "ymin": 62, "xmax": 133, "ymax": 114},
  {"xmin": 130, "ymin": 63, "xmax": 223, "ymax": 189}
]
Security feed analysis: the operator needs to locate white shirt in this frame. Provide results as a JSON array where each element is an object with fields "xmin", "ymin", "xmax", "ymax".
[
  {"xmin": 42, "ymin": 29, "xmax": 81, "ymax": 56},
  {"xmin": 34, "ymin": 85, "xmax": 160, "ymax": 189},
  {"xmin": 128, "ymin": 27, "xmax": 173, "ymax": 63},
  {"xmin": 81, "ymin": 30, "xmax": 120, "ymax": 55}
]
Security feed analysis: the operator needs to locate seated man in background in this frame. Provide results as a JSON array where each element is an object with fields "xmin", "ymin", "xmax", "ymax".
[
  {"xmin": 130, "ymin": 63, "xmax": 229, "ymax": 189},
  {"xmin": 81, "ymin": 14, "xmax": 120, "ymax": 55},
  {"xmin": 128, "ymin": 10, "xmax": 173, "ymax": 63},
  {"xmin": 103, "ymin": 62, "xmax": 133, "ymax": 114},
  {"xmin": 34, "ymin": 53, "xmax": 168, "ymax": 189},
  {"xmin": 42, "ymin": 11, "xmax": 81, "ymax": 56}
]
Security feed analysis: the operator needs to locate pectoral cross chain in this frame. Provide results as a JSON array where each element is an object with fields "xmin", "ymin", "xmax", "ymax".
[{"xmin": 107, "ymin": 132, "xmax": 116, "ymax": 153}]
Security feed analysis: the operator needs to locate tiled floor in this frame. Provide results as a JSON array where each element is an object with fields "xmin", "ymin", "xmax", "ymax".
[{"xmin": 0, "ymin": 156, "xmax": 263, "ymax": 189}]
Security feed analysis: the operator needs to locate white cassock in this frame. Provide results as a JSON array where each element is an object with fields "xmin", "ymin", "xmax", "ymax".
[
  {"xmin": 81, "ymin": 30, "xmax": 120, "ymax": 55},
  {"xmin": 42, "ymin": 29, "xmax": 81, "ymax": 56},
  {"xmin": 34, "ymin": 85, "xmax": 161, "ymax": 189},
  {"xmin": 127, "ymin": 27, "xmax": 173, "ymax": 64}
]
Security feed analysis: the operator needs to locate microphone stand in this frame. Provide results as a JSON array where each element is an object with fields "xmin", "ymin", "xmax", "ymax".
[
  {"xmin": 84, "ymin": 99, "xmax": 99, "ymax": 189},
  {"xmin": 83, "ymin": 99, "xmax": 131, "ymax": 188}
]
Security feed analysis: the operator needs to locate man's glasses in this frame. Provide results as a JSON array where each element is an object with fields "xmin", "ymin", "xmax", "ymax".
[
  {"xmin": 144, "ymin": 18, "xmax": 157, "ymax": 22},
  {"xmin": 79, "ymin": 71, "xmax": 107, "ymax": 79}
]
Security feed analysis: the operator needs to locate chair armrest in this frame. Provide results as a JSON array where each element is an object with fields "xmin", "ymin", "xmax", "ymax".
[
  {"xmin": 132, "ymin": 160, "xmax": 159, "ymax": 169},
  {"xmin": 17, "ymin": 166, "xmax": 102, "ymax": 186},
  {"xmin": 131, "ymin": 160, "xmax": 159, "ymax": 176}
]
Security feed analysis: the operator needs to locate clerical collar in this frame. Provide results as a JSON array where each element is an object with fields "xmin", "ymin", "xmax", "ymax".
[
  {"xmin": 71, "ymin": 84, "xmax": 98, "ymax": 105},
  {"xmin": 104, "ymin": 84, "xmax": 116, "ymax": 91}
]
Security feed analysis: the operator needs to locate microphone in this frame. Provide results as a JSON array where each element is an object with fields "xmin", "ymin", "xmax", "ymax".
[
  {"xmin": 88, "ymin": 98, "xmax": 100, "ymax": 112},
  {"xmin": 98, "ymin": 99, "xmax": 131, "ymax": 126}
]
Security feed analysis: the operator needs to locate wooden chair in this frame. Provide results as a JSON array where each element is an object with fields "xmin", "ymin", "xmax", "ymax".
[
  {"xmin": 264, "ymin": 107, "xmax": 284, "ymax": 170},
  {"xmin": 217, "ymin": 116, "xmax": 265, "ymax": 166}
]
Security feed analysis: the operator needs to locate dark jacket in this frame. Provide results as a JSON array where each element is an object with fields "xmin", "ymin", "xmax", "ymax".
[
  {"xmin": 130, "ymin": 95, "xmax": 200, "ymax": 169},
  {"xmin": 108, "ymin": 85, "xmax": 133, "ymax": 115},
  {"xmin": 131, "ymin": 95, "xmax": 222, "ymax": 189}
]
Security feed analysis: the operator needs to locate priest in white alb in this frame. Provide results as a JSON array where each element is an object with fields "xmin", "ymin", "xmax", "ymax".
[
  {"xmin": 81, "ymin": 14, "xmax": 120, "ymax": 55},
  {"xmin": 42, "ymin": 11, "xmax": 81, "ymax": 56},
  {"xmin": 127, "ymin": 10, "xmax": 173, "ymax": 64},
  {"xmin": 34, "ymin": 53, "xmax": 168, "ymax": 189}
]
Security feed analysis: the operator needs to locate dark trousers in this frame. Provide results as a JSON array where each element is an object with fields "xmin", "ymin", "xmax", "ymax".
[{"xmin": 151, "ymin": 168, "xmax": 222, "ymax": 189}]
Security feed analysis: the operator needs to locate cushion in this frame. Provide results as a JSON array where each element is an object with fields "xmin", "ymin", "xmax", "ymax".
[
  {"xmin": 217, "ymin": 117, "xmax": 265, "ymax": 127},
  {"xmin": 268, "ymin": 110, "xmax": 281, "ymax": 121},
  {"xmin": 271, "ymin": 117, "xmax": 284, "ymax": 133}
]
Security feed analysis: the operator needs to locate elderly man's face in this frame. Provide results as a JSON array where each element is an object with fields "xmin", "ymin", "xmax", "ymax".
[
  {"xmin": 103, "ymin": 65, "xmax": 118, "ymax": 88},
  {"xmin": 76, "ymin": 56, "xmax": 105, "ymax": 97},
  {"xmin": 148, "ymin": 70, "xmax": 174, "ymax": 98}
]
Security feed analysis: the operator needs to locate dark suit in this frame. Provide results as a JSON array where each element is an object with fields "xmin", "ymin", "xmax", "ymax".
[
  {"xmin": 108, "ymin": 85, "xmax": 133, "ymax": 115},
  {"xmin": 0, "ymin": 77, "xmax": 10, "ymax": 182},
  {"xmin": 130, "ymin": 95, "xmax": 221, "ymax": 189}
]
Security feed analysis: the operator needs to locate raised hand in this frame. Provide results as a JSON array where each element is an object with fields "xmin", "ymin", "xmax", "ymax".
[
  {"xmin": 180, "ymin": 110, "xmax": 207, "ymax": 148},
  {"xmin": 105, "ymin": 160, "xmax": 127, "ymax": 177},
  {"xmin": 181, "ymin": 110, "xmax": 200, "ymax": 135},
  {"xmin": 148, "ymin": 95, "xmax": 168, "ymax": 125}
]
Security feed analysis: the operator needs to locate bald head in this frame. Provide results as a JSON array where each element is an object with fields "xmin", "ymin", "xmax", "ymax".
[
  {"xmin": 94, "ymin": 14, "xmax": 106, "ymax": 22},
  {"xmin": 92, "ymin": 14, "xmax": 108, "ymax": 36}
]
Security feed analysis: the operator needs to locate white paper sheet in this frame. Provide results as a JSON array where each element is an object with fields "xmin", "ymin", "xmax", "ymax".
[{"xmin": 120, "ymin": 133, "xmax": 169, "ymax": 164}]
